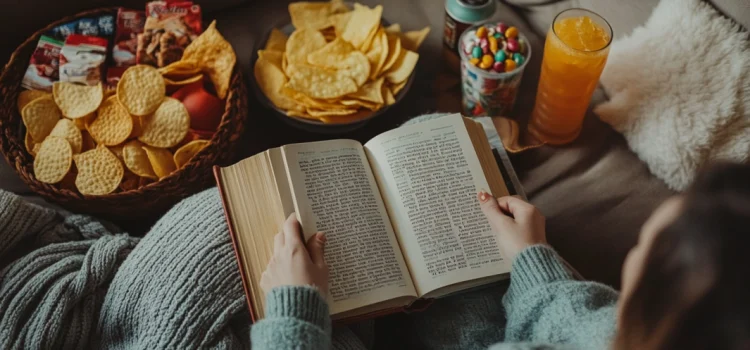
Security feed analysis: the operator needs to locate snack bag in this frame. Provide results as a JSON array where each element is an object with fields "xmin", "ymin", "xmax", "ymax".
[
  {"xmin": 59, "ymin": 34, "xmax": 108, "ymax": 85},
  {"xmin": 21, "ymin": 36, "xmax": 63, "ymax": 91},
  {"xmin": 136, "ymin": 1, "xmax": 202, "ymax": 67},
  {"xmin": 108, "ymin": 9, "xmax": 146, "ymax": 86},
  {"xmin": 48, "ymin": 15, "xmax": 115, "ymax": 41}
]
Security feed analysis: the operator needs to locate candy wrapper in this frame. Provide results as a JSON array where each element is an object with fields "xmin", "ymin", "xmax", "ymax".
[
  {"xmin": 21, "ymin": 36, "xmax": 63, "ymax": 91},
  {"xmin": 59, "ymin": 34, "xmax": 108, "ymax": 85},
  {"xmin": 136, "ymin": 1, "xmax": 202, "ymax": 67},
  {"xmin": 108, "ymin": 9, "xmax": 146, "ymax": 86}
]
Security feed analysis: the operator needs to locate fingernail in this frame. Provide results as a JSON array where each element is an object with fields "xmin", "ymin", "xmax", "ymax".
[
  {"xmin": 317, "ymin": 233, "xmax": 327, "ymax": 243},
  {"xmin": 478, "ymin": 190, "xmax": 489, "ymax": 202}
]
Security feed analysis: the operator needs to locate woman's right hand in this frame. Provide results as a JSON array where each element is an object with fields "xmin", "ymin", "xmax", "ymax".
[{"xmin": 478, "ymin": 191, "xmax": 548, "ymax": 262}]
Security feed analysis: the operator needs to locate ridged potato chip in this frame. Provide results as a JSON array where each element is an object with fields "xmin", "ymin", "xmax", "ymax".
[
  {"xmin": 74, "ymin": 146, "xmax": 124, "ymax": 196},
  {"xmin": 88, "ymin": 96, "xmax": 133, "ymax": 146},
  {"xmin": 182, "ymin": 21, "xmax": 237, "ymax": 99},
  {"xmin": 34, "ymin": 136, "xmax": 72, "ymax": 184},
  {"xmin": 385, "ymin": 50, "xmax": 419, "ymax": 84},
  {"xmin": 286, "ymin": 63, "xmax": 358, "ymax": 99},
  {"xmin": 265, "ymin": 28, "xmax": 288, "ymax": 52},
  {"xmin": 341, "ymin": 4, "xmax": 382, "ymax": 49},
  {"xmin": 109, "ymin": 144, "xmax": 124, "ymax": 161},
  {"xmin": 173, "ymin": 140, "xmax": 210, "ymax": 169},
  {"xmin": 117, "ymin": 65, "xmax": 165, "ymax": 116},
  {"xmin": 17, "ymin": 90, "xmax": 51, "ymax": 115},
  {"xmin": 49, "ymin": 119, "xmax": 83, "ymax": 153},
  {"xmin": 73, "ymin": 114, "xmax": 92, "ymax": 130},
  {"xmin": 22, "ymin": 95, "xmax": 61, "ymax": 141},
  {"xmin": 123, "ymin": 140, "xmax": 157, "ymax": 179},
  {"xmin": 143, "ymin": 145, "xmax": 176, "ymax": 179},
  {"xmin": 138, "ymin": 97, "xmax": 190, "ymax": 148},
  {"xmin": 286, "ymin": 28, "xmax": 327, "ymax": 66},
  {"xmin": 52, "ymin": 82, "xmax": 103, "ymax": 119}
]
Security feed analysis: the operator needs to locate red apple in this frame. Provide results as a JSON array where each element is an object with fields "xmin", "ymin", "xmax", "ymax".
[{"xmin": 171, "ymin": 83, "xmax": 223, "ymax": 132}]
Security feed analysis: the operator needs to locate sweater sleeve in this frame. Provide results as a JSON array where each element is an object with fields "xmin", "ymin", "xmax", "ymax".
[
  {"xmin": 502, "ymin": 245, "xmax": 619, "ymax": 349},
  {"xmin": 250, "ymin": 286, "xmax": 371, "ymax": 350}
]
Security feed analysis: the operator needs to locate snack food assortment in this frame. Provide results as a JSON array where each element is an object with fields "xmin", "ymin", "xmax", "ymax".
[
  {"xmin": 18, "ymin": 9, "xmax": 237, "ymax": 196},
  {"xmin": 459, "ymin": 22, "xmax": 531, "ymax": 117},
  {"xmin": 254, "ymin": 0, "xmax": 430, "ymax": 124}
]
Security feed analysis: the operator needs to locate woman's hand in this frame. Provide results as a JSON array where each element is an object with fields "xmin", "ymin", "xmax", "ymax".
[
  {"xmin": 260, "ymin": 214, "xmax": 329, "ymax": 295},
  {"xmin": 478, "ymin": 191, "xmax": 547, "ymax": 261}
]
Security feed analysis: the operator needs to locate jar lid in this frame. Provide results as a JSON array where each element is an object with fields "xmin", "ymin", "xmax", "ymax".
[{"xmin": 445, "ymin": 0, "xmax": 496, "ymax": 23}]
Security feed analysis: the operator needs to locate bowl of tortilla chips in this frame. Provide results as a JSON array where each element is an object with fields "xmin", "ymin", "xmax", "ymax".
[{"xmin": 253, "ymin": 0, "xmax": 429, "ymax": 132}]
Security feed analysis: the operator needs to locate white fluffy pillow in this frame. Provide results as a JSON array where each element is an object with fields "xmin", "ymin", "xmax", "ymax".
[{"xmin": 594, "ymin": 0, "xmax": 750, "ymax": 191}]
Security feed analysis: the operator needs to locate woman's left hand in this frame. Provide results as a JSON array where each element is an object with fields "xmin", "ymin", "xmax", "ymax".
[{"xmin": 260, "ymin": 214, "xmax": 329, "ymax": 295}]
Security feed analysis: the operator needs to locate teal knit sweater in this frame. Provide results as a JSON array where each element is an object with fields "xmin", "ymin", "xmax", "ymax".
[{"xmin": 251, "ymin": 245, "xmax": 619, "ymax": 350}]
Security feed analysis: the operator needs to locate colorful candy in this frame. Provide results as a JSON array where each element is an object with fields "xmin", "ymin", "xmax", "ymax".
[
  {"xmin": 476, "ymin": 26, "xmax": 487, "ymax": 38},
  {"xmin": 505, "ymin": 26, "xmax": 518, "ymax": 39},
  {"xmin": 462, "ymin": 22, "xmax": 528, "ymax": 73},
  {"xmin": 472, "ymin": 46, "xmax": 482, "ymax": 59}
]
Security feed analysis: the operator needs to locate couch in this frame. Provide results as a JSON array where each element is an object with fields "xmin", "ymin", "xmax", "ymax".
[{"xmin": 2, "ymin": 0, "xmax": 748, "ymax": 290}]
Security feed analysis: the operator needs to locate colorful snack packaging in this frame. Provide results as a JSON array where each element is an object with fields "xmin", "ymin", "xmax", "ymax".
[
  {"xmin": 48, "ymin": 15, "xmax": 115, "ymax": 41},
  {"xmin": 136, "ymin": 1, "xmax": 202, "ymax": 67},
  {"xmin": 108, "ymin": 9, "xmax": 146, "ymax": 86},
  {"xmin": 59, "ymin": 34, "xmax": 108, "ymax": 85},
  {"xmin": 22, "ymin": 36, "xmax": 63, "ymax": 91}
]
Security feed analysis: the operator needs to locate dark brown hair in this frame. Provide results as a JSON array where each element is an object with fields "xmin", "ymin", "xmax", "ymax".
[{"xmin": 615, "ymin": 162, "xmax": 750, "ymax": 350}]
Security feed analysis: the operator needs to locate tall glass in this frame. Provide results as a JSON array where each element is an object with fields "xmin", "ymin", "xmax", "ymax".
[{"xmin": 528, "ymin": 9, "xmax": 612, "ymax": 145}]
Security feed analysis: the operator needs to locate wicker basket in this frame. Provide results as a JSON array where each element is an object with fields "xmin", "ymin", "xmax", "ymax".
[{"xmin": 0, "ymin": 8, "xmax": 248, "ymax": 232}]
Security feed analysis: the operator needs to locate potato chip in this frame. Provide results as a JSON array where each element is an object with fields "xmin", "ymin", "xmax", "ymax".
[
  {"xmin": 282, "ymin": 87, "xmax": 349, "ymax": 110},
  {"xmin": 286, "ymin": 63, "xmax": 358, "ymax": 99},
  {"xmin": 88, "ymin": 96, "xmax": 133, "ymax": 146},
  {"xmin": 258, "ymin": 50, "xmax": 284, "ymax": 67},
  {"xmin": 382, "ymin": 32, "xmax": 402, "ymax": 73},
  {"xmin": 123, "ymin": 140, "xmax": 157, "ymax": 179},
  {"xmin": 81, "ymin": 131, "xmax": 97, "ymax": 152},
  {"xmin": 306, "ymin": 108, "xmax": 357, "ymax": 117},
  {"xmin": 286, "ymin": 109, "xmax": 318, "ymax": 121},
  {"xmin": 129, "ymin": 115, "xmax": 143, "ymax": 139},
  {"xmin": 386, "ymin": 50, "xmax": 419, "ymax": 84},
  {"xmin": 282, "ymin": 54, "xmax": 289, "ymax": 73},
  {"xmin": 339, "ymin": 98, "xmax": 380, "ymax": 110},
  {"xmin": 318, "ymin": 109, "xmax": 374, "ymax": 124},
  {"xmin": 182, "ymin": 21, "xmax": 237, "ymax": 99},
  {"xmin": 117, "ymin": 65, "xmax": 165, "ymax": 116},
  {"xmin": 159, "ymin": 60, "xmax": 200, "ymax": 75},
  {"xmin": 401, "ymin": 27, "xmax": 431, "ymax": 51},
  {"xmin": 289, "ymin": 2, "xmax": 335, "ymax": 31},
  {"xmin": 25, "ymin": 131, "xmax": 38, "ymax": 156},
  {"xmin": 391, "ymin": 80, "xmax": 407, "ymax": 95},
  {"xmin": 341, "ymin": 5, "xmax": 382, "ymax": 49},
  {"xmin": 255, "ymin": 56, "xmax": 303, "ymax": 112},
  {"xmin": 74, "ymin": 146, "xmax": 124, "ymax": 196},
  {"xmin": 34, "ymin": 136, "xmax": 72, "ymax": 184},
  {"xmin": 142, "ymin": 145, "xmax": 176, "ymax": 179},
  {"xmin": 173, "ymin": 139, "xmax": 210, "ymax": 169},
  {"xmin": 138, "ymin": 97, "xmax": 190, "ymax": 148},
  {"xmin": 360, "ymin": 25, "xmax": 379, "ymax": 53},
  {"xmin": 372, "ymin": 30, "xmax": 390, "ymax": 78},
  {"xmin": 17, "ymin": 90, "xmax": 51, "ymax": 115},
  {"xmin": 119, "ymin": 171, "xmax": 140, "ymax": 192},
  {"xmin": 32, "ymin": 143, "xmax": 41, "ymax": 155},
  {"xmin": 22, "ymin": 95, "xmax": 61, "ymax": 141},
  {"xmin": 349, "ymin": 77, "xmax": 384, "ymax": 104},
  {"xmin": 164, "ymin": 74, "xmax": 204, "ymax": 86},
  {"xmin": 73, "ymin": 114, "xmax": 92, "ymax": 130},
  {"xmin": 365, "ymin": 28, "xmax": 384, "ymax": 70},
  {"xmin": 330, "ymin": 0, "xmax": 349, "ymax": 13},
  {"xmin": 265, "ymin": 28, "xmax": 288, "ymax": 52},
  {"xmin": 383, "ymin": 84, "xmax": 396, "ymax": 105},
  {"xmin": 307, "ymin": 38, "xmax": 356, "ymax": 67},
  {"xmin": 109, "ymin": 144, "xmax": 124, "ymax": 161},
  {"xmin": 286, "ymin": 28, "xmax": 327, "ymax": 65},
  {"xmin": 49, "ymin": 118, "xmax": 83, "ymax": 153},
  {"xmin": 385, "ymin": 23, "xmax": 401, "ymax": 34},
  {"xmin": 329, "ymin": 12, "xmax": 352, "ymax": 36},
  {"xmin": 52, "ymin": 82, "xmax": 103, "ymax": 119}
]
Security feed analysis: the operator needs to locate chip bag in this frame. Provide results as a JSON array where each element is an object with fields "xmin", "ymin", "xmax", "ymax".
[
  {"xmin": 136, "ymin": 1, "xmax": 202, "ymax": 67},
  {"xmin": 21, "ymin": 36, "xmax": 63, "ymax": 91},
  {"xmin": 59, "ymin": 34, "xmax": 108, "ymax": 85},
  {"xmin": 108, "ymin": 9, "xmax": 146, "ymax": 86}
]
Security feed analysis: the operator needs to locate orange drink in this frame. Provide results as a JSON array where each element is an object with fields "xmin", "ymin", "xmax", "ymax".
[{"xmin": 529, "ymin": 9, "xmax": 612, "ymax": 144}]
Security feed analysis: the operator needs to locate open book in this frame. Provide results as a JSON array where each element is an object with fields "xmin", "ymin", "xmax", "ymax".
[{"xmin": 215, "ymin": 115, "xmax": 512, "ymax": 322}]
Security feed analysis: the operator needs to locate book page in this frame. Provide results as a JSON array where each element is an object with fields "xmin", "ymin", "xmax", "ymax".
[
  {"xmin": 281, "ymin": 140, "xmax": 417, "ymax": 315},
  {"xmin": 364, "ymin": 116, "xmax": 511, "ymax": 296}
]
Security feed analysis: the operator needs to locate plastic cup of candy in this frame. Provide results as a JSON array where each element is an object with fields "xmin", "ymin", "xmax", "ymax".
[{"xmin": 459, "ymin": 22, "xmax": 532, "ymax": 118}]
